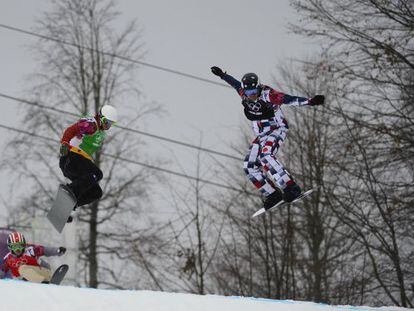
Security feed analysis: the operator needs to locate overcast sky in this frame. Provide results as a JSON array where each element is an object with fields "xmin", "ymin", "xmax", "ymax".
[{"xmin": 0, "ymin": 0, "xmax": 315, "ymax": 225}]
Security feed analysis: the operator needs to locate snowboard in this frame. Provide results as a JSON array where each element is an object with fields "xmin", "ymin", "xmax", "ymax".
[
  {"xmin": 18, "ymin": 264, "xmax": 68, "ymax": 285},
  {"xmin": 50, "ymin": 264, "xmax": 69, "ymax": 285},
  {"xmin": 252, "ymin": 189, "xmax": 314, "ymax": 218},
  {"xmin": 47, "ymin": 184, "xmax": 77, "ymax": 233},
  {"xmin": 18, "ymin": 265, "xmax": 52, "ymax": 283}
]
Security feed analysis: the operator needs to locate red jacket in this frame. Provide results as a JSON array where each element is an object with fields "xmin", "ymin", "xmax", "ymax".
[
  {"xmin": 61, "ymin": 117, "xmax": 100, "ymax": 146},
  {"xmin": 2, "ymin": 245, "xmax": 46, "ymax": 278}
]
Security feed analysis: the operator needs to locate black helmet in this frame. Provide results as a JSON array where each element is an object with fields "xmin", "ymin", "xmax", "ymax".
[{"xmin": 241, "ymin": 73, "xmax": 259, "ymax": 90}]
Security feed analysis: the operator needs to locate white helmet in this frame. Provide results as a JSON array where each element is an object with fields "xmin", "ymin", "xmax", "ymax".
[{"xmin": 100, "ymin": 105, "xmax": 118, "ymax": 123}]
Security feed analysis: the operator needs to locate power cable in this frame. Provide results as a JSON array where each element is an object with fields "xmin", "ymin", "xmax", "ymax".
[
  {"xmin": 0, "ymin": 123, "xmax": 256, "ymax": 196},
  {"xmin": 0, "ymin": 23, "xmax": 242, "ymax": 160},
  {"xmin": 0, "ymin": 23, "xmax": 230, "ymax": 89},
  {"xmin": 0, "ymin": 92, "xmax": 336, "ymax": 189},
  {"xmin": 0, "ymin": 92, "xmax": 241, "ymax": 161},
  {"xmin": 0, "ymin": 24, "xmax": 331, "ymax": 192}
]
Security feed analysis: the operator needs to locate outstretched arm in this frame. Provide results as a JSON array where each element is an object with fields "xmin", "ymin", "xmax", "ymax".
[
  {"xmin": 211, "ymin": 66, "xmax": 242, "ymax": 94},
  {"xmin": 42, "ymin": 246, "xmax": 67, "ymax": 257},
  {"xmin": 266, "ymin": 88, "xmax": 325, "ymax": 107},
  {"xmin": 32, "ymin": 245, "xmax": 66, "ymax": 257}
]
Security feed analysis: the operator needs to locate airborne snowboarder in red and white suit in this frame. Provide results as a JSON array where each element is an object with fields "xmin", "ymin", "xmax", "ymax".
[{"xmin": 211, "ymin": 66, "xmax": 325, "ymax": 209}]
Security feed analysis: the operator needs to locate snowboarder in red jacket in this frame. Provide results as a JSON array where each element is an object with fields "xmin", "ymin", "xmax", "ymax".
[
  {"xmin": 0, "ymin": 232, "xmax": 66, "ymax": 282},
  {"xmin": 59, "ymin": 105, "xmax": 118, "ymax": 210},
  {"xmin": 211, "ymin": 66, "xmax": 325, "ymax": 209}
]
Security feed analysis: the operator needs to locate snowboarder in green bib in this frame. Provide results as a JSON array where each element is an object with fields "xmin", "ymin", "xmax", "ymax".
[{"xmin": 59, "ymin": 105, "xmax": 118, "ymax": 208}]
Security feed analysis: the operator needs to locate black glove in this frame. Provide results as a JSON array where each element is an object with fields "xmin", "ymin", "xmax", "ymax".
[
  {"xmin": 60, "ymin": 144, "xmax": 70, "ymax": 157},
  {"xmin": 211, "ymin": 66, "xmax": 225, "ymax": 78},
  {"xmin": 309, "ymin": 95, "xmax": 325, "ymax": 106},
  {"xmin": 57, "ymin": 247, "xmax": 66, "ymax": 256}
]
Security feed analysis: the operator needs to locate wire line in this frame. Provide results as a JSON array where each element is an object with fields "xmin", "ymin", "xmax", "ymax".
[
  {"xmin": 0, "ymin": 92, "xmax": 331, "ymax": 189},
  {"xmin": 0, "ymin": 92, "xmax": 241, "ymax": 161},
  {"xmin": 0, "ymin": 123, "xmax": 256, "ymax": 196},
  {"xmin": 0, "ymin": 23, "xmax": 230, "ymax": 88},
  {"xmin": 0, "ymin": 23, "xmax": 242, "ymax": 160}
]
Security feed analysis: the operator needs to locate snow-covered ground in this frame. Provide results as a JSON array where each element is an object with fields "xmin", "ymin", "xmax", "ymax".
[{"xmin": 0, "ymin": 279, "xmax": 407, "ymax": 311}]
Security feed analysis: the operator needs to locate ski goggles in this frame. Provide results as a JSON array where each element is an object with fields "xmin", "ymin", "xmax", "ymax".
[
  {"xmin": 101, "ymin": 116, "xmax": 115, "ymax": 128},
  {"xmin": 244, "ymin": 88, "xmax": 260, "ymax": 96},
  {"xmin": 9, "ymin": 243, "xmax": 25, "ymax": 252}
]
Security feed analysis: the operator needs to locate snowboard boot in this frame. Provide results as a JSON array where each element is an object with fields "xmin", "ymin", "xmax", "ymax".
[
  {"xmin": 263, "ymin": 188, "xmax": 283, "ymax": 210},
  {"xmin": 283, "ymin": 182, "xmax": 302, "ymax": 203},
  {"xmin": 62, "ymin": 184, "xmax": 77, "ymax": 223},
  {"xmin": 63, "ymin": 184, "xmax": 76, "ymax": 198},
  {"xmin": 64, "ymin": 183, "xmax": 78, "ymax": 211}
]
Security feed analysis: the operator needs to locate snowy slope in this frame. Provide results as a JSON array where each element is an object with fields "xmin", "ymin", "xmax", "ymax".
[{"xmin": 0, "ymin": 280, "xmax": 407, "ymax": 311}]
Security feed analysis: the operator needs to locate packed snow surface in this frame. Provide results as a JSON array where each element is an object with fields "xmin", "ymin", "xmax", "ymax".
[{"xmin": 0, "ymin": 279, "xmax": 407, "ymax": 311}]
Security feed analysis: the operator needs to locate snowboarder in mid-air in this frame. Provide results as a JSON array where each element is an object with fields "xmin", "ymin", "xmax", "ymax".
[
  {"xmin": 211, "ymin": 66, "xmax": 325, "ymax": 210},
  {"xmin": 0, "ymin": 232, "xmax": 66, "ymax": 283},
  {"xmin": 59, "ymin": 105, "xmax": 118, "ymax": 215}
]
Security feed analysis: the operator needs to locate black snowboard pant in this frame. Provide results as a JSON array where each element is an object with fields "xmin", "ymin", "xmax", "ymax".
[{"xmin": 59, "ymin": 152, "xmax": 103, "ymax": 207}]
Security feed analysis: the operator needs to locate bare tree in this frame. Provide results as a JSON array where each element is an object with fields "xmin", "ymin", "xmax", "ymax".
[
  {"xmin": 151, "ymin": 143, "xmax": 227, "ymax": 294},
  {"xmin": 3, "ymin": 0, "xmax": 162, "ymax": 288},
  {"xmin": 210, "ymin": 55, "xmax": 379, "ymax": 305},
  {"xmin": 291, "ymin": 0, "xmax": 414, "ymax": 307},
  {"xmin": 205, "ymin": 126, "xmax": 301, "ymax": 300},
  {"xmin": 277, "ymin": 60, "xmax": 363, "ymax": 304}
]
